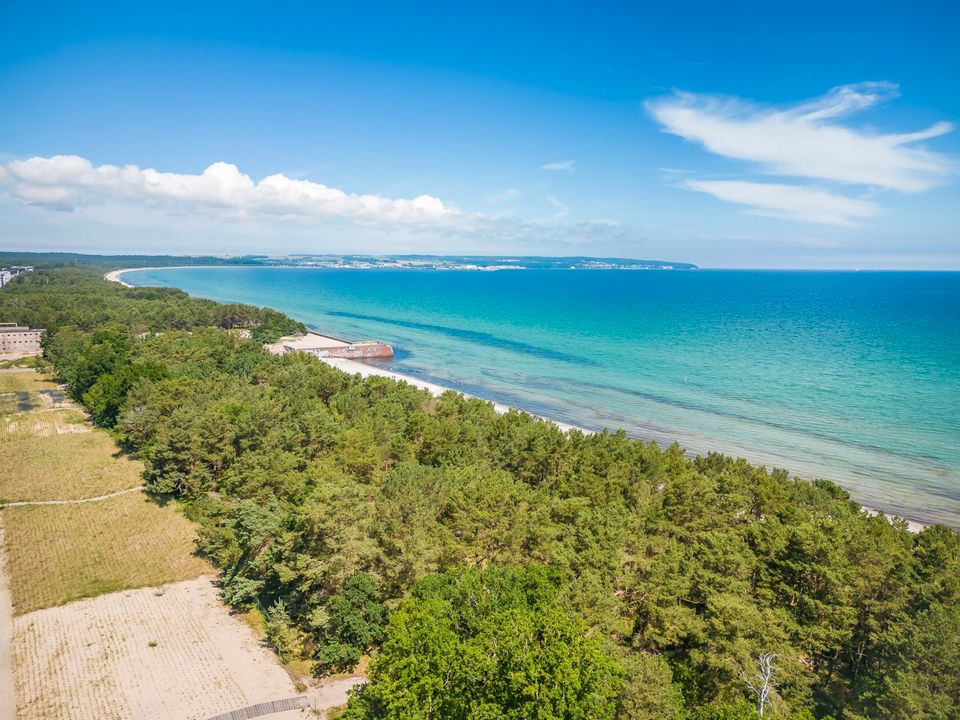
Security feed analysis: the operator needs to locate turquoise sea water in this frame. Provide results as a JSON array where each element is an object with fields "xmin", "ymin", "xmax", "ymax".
[{"xmin": 123, "ymin": 267, "xmax": 960, "ymax": 527}]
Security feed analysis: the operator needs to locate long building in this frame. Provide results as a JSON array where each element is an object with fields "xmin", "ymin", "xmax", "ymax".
[
  {"xmin": 266, "ymin": 332, "xmax": 393, "ymax": 360},
  {"xmin": 0, "ymin": 323, "xmax": 45, "ymax": 357}
]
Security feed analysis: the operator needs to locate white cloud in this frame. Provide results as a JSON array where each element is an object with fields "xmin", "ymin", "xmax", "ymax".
[
  {"xmin": 0, "ymin": 155, "xmax": 459, "ymax": 224},
  {"xmin": 646, "ymin": 82, "xmax": 954, "ymax": 191},
  {"xmin": 542, "ymin": 160, "xmax": 575, "ymax": 172},
  {"xmin": 544, "ymin": 194, "xmax": 569, "ymax": 220},
  {"xmin": 683, "ymin": 180, "xmax": 880, "ymax": 227}
]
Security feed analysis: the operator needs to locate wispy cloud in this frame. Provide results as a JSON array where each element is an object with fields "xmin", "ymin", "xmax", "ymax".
[
  {"xmin": 0, "ymin": 155, "xmax": 460, "ymax": 224},
  {"xmin": 682, "ymin": 180, "xmax": 879, "ymax": 227},
  {"xmin": 545, "ymin": 194, "xmax": 569, "ymax": 220},
  {"xmin": 646, "ymin": 82, "xmax": 955, "ymax": 226},
  {"xmin": 487, "ymin": 187, "xmax": 520, "ymax": 203},
  {"xmin": 542, "ymin": 160, "xmax": 575, "ymax": 172}
]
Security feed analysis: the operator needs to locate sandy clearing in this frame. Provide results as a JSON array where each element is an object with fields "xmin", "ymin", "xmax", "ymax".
[
  {"xmin": 306, "ymin": 676, "xmax": 365, "ymax": 713},
  {"xmin": 11, "ymin": 576, "xmax": 299, "ymax": 720},
  {"xmin": 0, "ymin": 521, "xmax": 16, "ymax": 720}
]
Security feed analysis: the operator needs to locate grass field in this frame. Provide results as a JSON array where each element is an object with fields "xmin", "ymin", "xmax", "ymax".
[
  {"xmin": 3, "ymin": 492, "xmax": 211, "ymax": 614},
  {"xmin": 0, "ymin": 426, "xmax": 143, "ymax": 503},
  {"xmin": 0, "ymin": 369, "xmax": 145, "ymax": 503},
  {"xmin": 1, "ymin": 368, "xmax": 211, "ymax": 614},
  {"xmin": 0, "ymin": 368, "xmax": 53, "ymax": 395},
  {"xmin": 0, "ymin": 369, "xmax": 313, "ymax": 719}
]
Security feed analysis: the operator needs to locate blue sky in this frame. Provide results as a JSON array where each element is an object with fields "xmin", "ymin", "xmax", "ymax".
[{"xmin": 1, "ymin": 0, "xmax": 958, "ymax": 268}]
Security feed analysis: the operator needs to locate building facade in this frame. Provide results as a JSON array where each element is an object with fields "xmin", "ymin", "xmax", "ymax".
[{"xmin": 0, "ymin": 323, "xmax": 45, "ymax": 356}]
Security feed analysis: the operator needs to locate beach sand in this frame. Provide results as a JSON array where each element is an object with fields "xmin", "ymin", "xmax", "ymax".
[
  {"xmin": 319, "ymin": 355, "xmax": 585, "ymax": 434},
  {"xmin": 104, "ymin": 269, "xmax": 135, "ymax": 287}
]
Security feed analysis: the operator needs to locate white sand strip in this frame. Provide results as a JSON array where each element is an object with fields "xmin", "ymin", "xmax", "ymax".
[
  {"xmin": 319, "ymin": 356, "xmax": 585, "ymax": 434},
  {"xmin": 322, "ymin": 356, "xmax": 927, "ymax": 532},
  {"xmin": 104, "ymin": 266, "xmax": 206, "ymax": 288},
  {"xmin": 103, "ymin": 269, "xmax": 134, "ymax": 287}
]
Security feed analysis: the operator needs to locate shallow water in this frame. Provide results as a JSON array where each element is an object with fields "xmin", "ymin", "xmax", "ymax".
[{"xmin": 123, "ymin": 266, "xmax": 960, "ymax": 527}]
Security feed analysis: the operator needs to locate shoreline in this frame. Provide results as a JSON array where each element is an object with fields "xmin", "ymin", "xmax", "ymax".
[
  {"xmin": 106, "ymin": 267, "xmax": 929, "ymax": 533},
  {"xmin": 318, "ymin": 356, "xmax": 586, "ymax": 435},
  {"xmin": 105, "ymin": 266, "xmax": 205, "ymax": 287},
  {"xmin": 321, "ymin": 356, "xmax": 927, "ymax": 533}
]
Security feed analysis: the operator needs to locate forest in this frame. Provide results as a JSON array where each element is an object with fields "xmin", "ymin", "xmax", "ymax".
[{"xmin": 1, "ymin": 260, "xmax": 957, "ymax": 720}]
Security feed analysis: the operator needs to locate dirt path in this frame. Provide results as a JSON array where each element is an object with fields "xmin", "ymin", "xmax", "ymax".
[
  {"xmin": 306, "ymin": 676, "xmax": 365, "ymax": 712},
  {"xmin": 1, "ymin": 485, "xmax": 144, "ymax": 508},
  {"xmin": 0, "ymin": 521, "xmax": 16, "ymax": 720}
]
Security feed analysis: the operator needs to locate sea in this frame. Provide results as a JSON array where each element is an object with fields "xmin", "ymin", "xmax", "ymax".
[{"xmin": 122, "ymin": 266, "xmax": 960, "ymax": 528}]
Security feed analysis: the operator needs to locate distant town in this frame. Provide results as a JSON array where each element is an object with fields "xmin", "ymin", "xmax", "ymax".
[
  {"xmin": 255, "ymin": 255, "xmax": 698, "ymax": 271},
  {"xmin": 0, "ymin": 264, "xmax": 33, "ymax": 287},
  {"xmin": 0, "ymin": 253, "xmax": 699, "ymax": 273}
]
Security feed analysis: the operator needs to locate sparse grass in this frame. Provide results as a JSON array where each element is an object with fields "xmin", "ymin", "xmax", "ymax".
[
  {"xmin": 0, "ymin": 425, "xmax": 143, "ymax": 502},
  {"xmin": 0, "ymin": 368, "xmax": 53, "ymax": 394},
  {"xmin": 1, "ymin": 369, "xmax": 140, "ymax": 503},
  {"xmin": 3, "ymin": 491, "xmax": 211, "ymax": 614},
  {"xmin": 0, "ymin": 356, "xmax": 49, "ymax": 371},
  {"xmin": 238, "ymin": 606, "xmax": 315, "ymax": 686}
]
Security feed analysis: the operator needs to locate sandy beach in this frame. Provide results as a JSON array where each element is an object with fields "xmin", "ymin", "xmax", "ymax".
[
  {"xmin": 319, "ymin": 355, "xmax": 585, "ymax": 434},
  {"xmin": 105, "ymin": 267, "xmax": 204, "ymax": 288}
]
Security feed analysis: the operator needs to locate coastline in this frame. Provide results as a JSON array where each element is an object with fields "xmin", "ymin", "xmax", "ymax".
[
  {"xmin": 104, "ymin": 269, "xmax": 133, "ymax": 287},
  {"xmin": 105, "ymin": 267, "xmax": 203, "ymax": 288},
  {"xmin": 106, "ymin": 267, "xmax": 928, "ymax": 533},
  {"xmin": 319, "ymin": 356, "xmax": 585, "ymax": 435}
]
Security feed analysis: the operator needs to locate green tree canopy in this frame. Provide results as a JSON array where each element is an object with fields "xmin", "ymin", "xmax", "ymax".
[{"xmin": 344, "ymin": 566, "xmax": 624, "ymax": 720}]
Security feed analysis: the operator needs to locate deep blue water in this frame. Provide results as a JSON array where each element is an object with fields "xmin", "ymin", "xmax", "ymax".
[{"xmin": 123, "ymin": 267, "xmax": 960, "ymax": 527}]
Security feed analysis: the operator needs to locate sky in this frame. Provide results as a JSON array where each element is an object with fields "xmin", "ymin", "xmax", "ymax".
[{"xmin": 1, "ymin": 0, "xmax": 958, "ymax": 268}]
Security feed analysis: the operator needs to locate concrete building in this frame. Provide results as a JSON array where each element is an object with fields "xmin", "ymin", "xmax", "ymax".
[
  {"xmin": 265, "ymin": 332, "xmax": 393, "ymax": 359},
  {"xmin": 0, "ymin": 323, "xmax": 45, "ymax": 357},
  {"xmin": 0, "ymin": 265, "xmax": 34, "ymax": 287}
]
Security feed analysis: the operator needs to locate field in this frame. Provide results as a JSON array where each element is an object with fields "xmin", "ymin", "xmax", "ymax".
[
  {"xmin": 0, "ymin": 369, "xmax": 143, "ymax": 503},
  {"xmin": 0, "ymin": 368, "xmax": 52, "ymax": 395},
  {"xmin": 1, "ymin": 366, "xmax": 357, "ymax": 718},
  {"xmin": 3, "ymin": 492, "xmax": 211, "ymax": 614},
  {"xmin": 11, "ymin": 577, "xmax": 300, "ymax": 720},
  {"xmin": 0, "ymin": 428, "xmax": 147, "ymax": 503}
]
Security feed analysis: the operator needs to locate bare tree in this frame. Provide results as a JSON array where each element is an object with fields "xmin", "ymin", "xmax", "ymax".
[{"xmin": 740, "ymin": 652, "xmax": 777, "ymax": 717}]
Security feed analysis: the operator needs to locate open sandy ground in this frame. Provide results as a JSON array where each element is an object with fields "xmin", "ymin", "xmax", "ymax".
[
  {"xmin": 11, "ymin": 576, "xmax": 301, "ymax": 720},
  {"xmin": 0, "ymin": 522, "xmax": 16, "ymax": 720}
]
